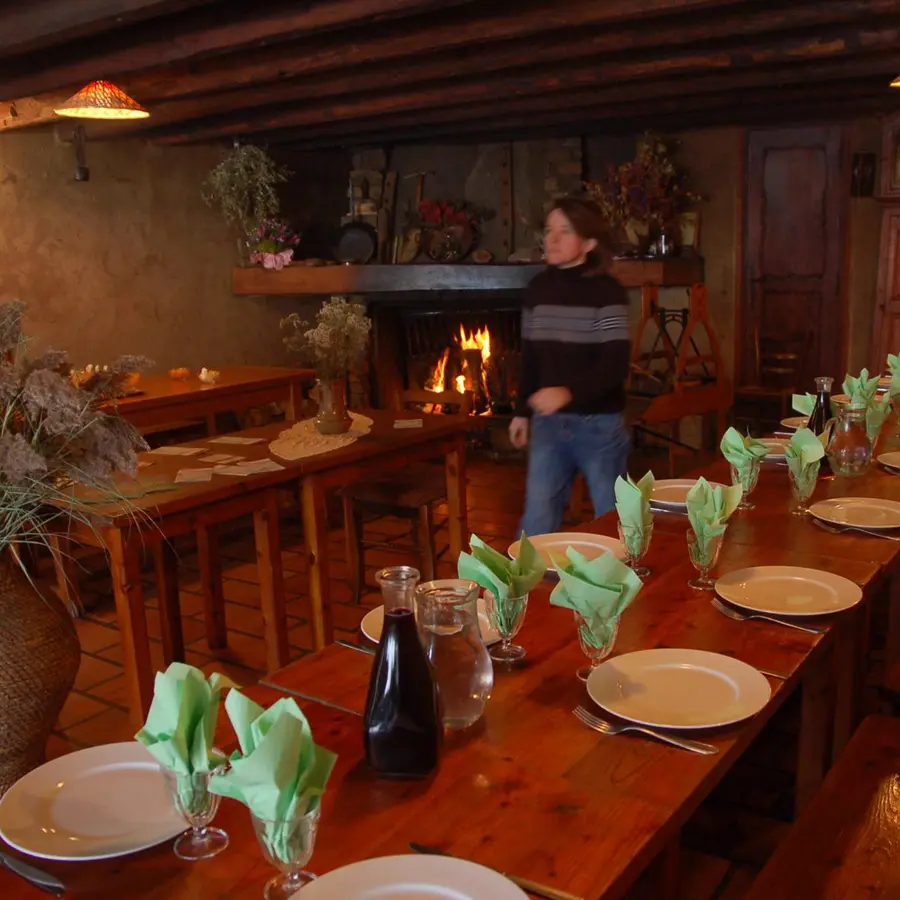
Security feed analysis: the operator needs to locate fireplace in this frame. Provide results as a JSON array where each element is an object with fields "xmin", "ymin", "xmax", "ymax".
[{"xmin": 367, "ymin": 291, "xmax": 524, "ymax": 418}]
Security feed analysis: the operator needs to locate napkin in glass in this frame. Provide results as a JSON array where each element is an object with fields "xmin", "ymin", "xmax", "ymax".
[
  {"xmin": 614, "ymin": 471, "xmax": 654, "ymax": 558},
  {"xmin": 457, "ymin": 533, "xmax": 546, "ymax": 600},
  {"xmin": 685, "ymin": 477, "xmax": 742, "ymax": 566},
  {"xmin": 719, "ymin": 426, "xmax": 769, "ymax": 477},
  {"xmin": 866, "ymin": 392, "xmax": 892, "ymax": 444},
  {"xmin": 135, "ymin": 662, "xmax": 233, "ymax": 810},
  {"xmin": 784, "ymin": 427, "xmax": 825, "ymax": 495},
  {"xmin": 792, "ymin": 393, "xmax": 838, "ymax": 421},
  {"xmin": 887, "ymin": 353, "xmax": 900, "ymax": 398},
  {"xmin": 209, "ymin": 691, "xmax": 336, "ymax": 866},
  {"xmin": 843, "ymin": 368, "xmax": 881, "ymax": 407},
  {"xmin": 549, "ymin": 548, "xmax": 642, "ymax": 648}
]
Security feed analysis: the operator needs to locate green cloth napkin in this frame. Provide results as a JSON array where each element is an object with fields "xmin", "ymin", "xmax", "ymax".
[
  {"xmin": 784, "ymin": 427, "xmax": 825, "ymax": 497},
  {"xmin": 614, "ymin": 471, "xmax": 654, "ymax": 558},
  {"xmin": 209, "ymin": 691, "xmax": 336, "ymax": 866},
  {"xmin": 549, "ymin": 548, "xmax": 642, "ymax": 648},
  {"xmin": 866, "ymin": 392, "xmax": 893, "ymax": 443},
  {"xmin": 792, "ymin": 393, "xmax": 839, "ymax": 420},
  {"xmin": 887, "ymin": 353, "xmax": 900, "ymax": 399},
  {"xmin": 843, "ymin": 368, "xmax": 880, "ymax": 407},
  {"xmin": 135, "ymin": 663, "xmax": 233, "ymax": 810},
  {"xmin": 719, "ymin": 427, "xmax": 769, "ymax": 479},
  {"xmin": 686, "ymin": 477, "xmax": 742, "ymax": 566}
]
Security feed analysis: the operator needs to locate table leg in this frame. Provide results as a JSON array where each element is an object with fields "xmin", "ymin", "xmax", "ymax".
[
  {"xmin": 253, "ymin": 492, "xmax": 290, "ymax": 671},
  {"xmin": 445, "ymin": 433, "xmax": 468, "ymax": 558},
  {"xmin": 205, "ymin": 412, "xmax": 218, "ymax": 436},
  {"xmin": 886, "ymin": 572, "xmax": 900, "ymax": 679},
  {"xmin": 153, "ymin": 541, "xmax": 185, "ymax": 664},
  {"xmin": 832, "ymin": 606, "xmax": 864, "ymax": 763},
  {"xmin": 285, "ymin": 382, "xmax": 298, "ymax": 421},
  {"xmin": 106, "ymin": 529, "xmax": 153, "ymax": 725},
  {"xmin": 302, "ymin": 475, "xmax": 333, "ymax": 650},
  {"xmin": 197, "ymin": 524, "xmax": 228, "ymax": 651},
  {"xmin": 796, "ymin": 649, "xmax": 831, "ymax": 815}
]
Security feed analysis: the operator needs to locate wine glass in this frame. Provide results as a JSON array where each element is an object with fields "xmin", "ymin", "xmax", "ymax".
[
  {"xmin": 788, "ymin": 465, "xmax": 818, "ymax": 516},
  {"xmin": 483, "ymin": 589, "xmax": 529, "ymax": 663},
  {"xmin": 730, "ymin": 459, "xmax": 761, "ymax": 510},
  {"xmin": 616, "ymin": 521, "xmax": 653, "ymax": 579},
  {"xmin": 161, "ymin": 767, "xmax": 229, "ymax": 861},
  {"xmin": 686, "ymin": 529, "xmax": 726, "ymax": 591},
  {"xmin": 251, "ymin": 807, "xmax": 320, "ymax": 900},
  {"xmin": 574, "ymin": 613, "xmax": 619, "ymax": 682}
]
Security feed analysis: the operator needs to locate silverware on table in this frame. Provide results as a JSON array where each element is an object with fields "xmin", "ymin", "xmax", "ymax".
[
  {"xmin": 408, "ymin": 842, "xmax": 582, "ymax": 900},
  {"xmin": 757, "ymin": 668, "xmax": 789, "ymax": 680},
  {"xmin": 812, "ymin": 518, "xmax": 900, "ymax": 542},
  {"xmin": 335, "ymin": 639, "xmax": 375, "ymax": 656},
  {"xmin": 572, "ymin": 706, "xmax": 718, "ymax": 756},
  {"xmin": 0, "ymin": 852, "xmax": 65, "ymax": 897},
  {"xmin": 711, "ymin": 597, "xmax": 826, "ymax": 634}
]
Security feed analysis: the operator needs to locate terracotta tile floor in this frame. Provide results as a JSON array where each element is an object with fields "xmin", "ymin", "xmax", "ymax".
[{"xmin": 42, "ymin": 453, "xmax": 805, "ymax": 899}]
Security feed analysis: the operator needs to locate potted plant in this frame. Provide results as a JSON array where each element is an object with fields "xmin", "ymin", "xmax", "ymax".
[
  {"xmin": 0, "ymin": 301, "xmax": 149, "ymax": 794},
  {"xmin": 281, "ymin": 297, "xmax": 371, "ymax": 434},
  {"xmin": 250, "ymin": 216, "xmax": 301, "ymax": 270}
]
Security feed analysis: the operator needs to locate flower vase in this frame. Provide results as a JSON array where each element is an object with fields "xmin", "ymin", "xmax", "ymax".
[{"xmin": 315, "ymin": 379, "xmax": 352, "ymax": 435}]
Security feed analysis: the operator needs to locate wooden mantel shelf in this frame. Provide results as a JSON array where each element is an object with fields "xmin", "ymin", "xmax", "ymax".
[{"xmin": 232, "ymin": 258, "xmax": 704, "ymax": 295}]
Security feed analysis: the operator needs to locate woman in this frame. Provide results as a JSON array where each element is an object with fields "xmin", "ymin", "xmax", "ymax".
[{"xmin": 510, "ymin": 197, "xmax": 631, "ymax": 536}]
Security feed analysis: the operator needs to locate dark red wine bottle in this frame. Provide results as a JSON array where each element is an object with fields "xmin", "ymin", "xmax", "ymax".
[
  {"xmin": 806, "ymin": 376, "xmax": 835, "ymax": 476},
  {"xmin": 364, "ymin": 567, "xmax": 441, "ymax": 779}
]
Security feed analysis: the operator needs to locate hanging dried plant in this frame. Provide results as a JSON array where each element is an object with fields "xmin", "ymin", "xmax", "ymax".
[{"xmin": 201, "ymin": 144, "xmax": 291, "ymax": 240}]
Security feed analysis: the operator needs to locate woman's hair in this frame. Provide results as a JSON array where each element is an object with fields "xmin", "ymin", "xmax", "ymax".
[{"xmin": 548, "ymin": 197, "xmax": 613, "ymax": 274}]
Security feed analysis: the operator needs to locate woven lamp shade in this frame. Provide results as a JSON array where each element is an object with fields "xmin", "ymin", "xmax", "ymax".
[{"xmin": 54, "ymin": 80, "xmax": 149, "ymax": 119}]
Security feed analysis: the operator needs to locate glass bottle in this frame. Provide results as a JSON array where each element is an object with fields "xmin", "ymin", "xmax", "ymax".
[
  {"xmin": 415, "ymin": 579, "xmax": 494, "ymax": 730},
  {"xmin": 807, "ymin": 376, "xmax": 833, "ymax": 435},
  {"xmin": 363, "ymin": 567, "xmax": 441, "ymax": 779},
  {"xmin": 826, "ymin": 403, "xmax": 872, "ymax": 477}
]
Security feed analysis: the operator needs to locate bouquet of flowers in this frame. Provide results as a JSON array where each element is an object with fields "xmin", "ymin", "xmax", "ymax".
[
  {"xmin": 416, "ymin": 199, "xmax": 476, "ymax": 230},
  {"xmin": 250, "ymin": 216, "xmax": 301, "ymax": 270}
]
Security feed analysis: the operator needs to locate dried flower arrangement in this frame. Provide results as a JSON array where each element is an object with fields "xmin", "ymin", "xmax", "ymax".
[
  {"xmin": 281, "ymin": 297, "xmax": 371, "ymax": 382},
  {"xmin": 0, "ymin": 301, "xmax": 150, "ymax": 560},
  {"xmin": 250, "ymin": 216, "xmax": 301, "ymax": 271},
  {"xmin": 202, "ymin": 144, "xmax": 291, "ymax": 242},
  {"xmin": 584, "ymin": 132, "xmax": 701, "ymax": 247}
]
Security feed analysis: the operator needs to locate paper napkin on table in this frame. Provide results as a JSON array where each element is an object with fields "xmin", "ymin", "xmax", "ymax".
[
  {"xmin": 719, "ymin": 427, "xmax": 769, "ymax": 476},
  {"xmin": 843, "ymin": 368, "xmax": 881, "ymax": 407},
  {"xmin": 614, "ymin": 472, "xmax": 654, "ymax": 558},
  {"xmin": 685, "ymin": 477, "xmax": 742, "ymax": 566},
  {"xmin": 457, "ymin": 533, "xmax": 547, "ymax": 601},
  {"xmin": 209, "ymin": 692, "xmax": 336, "ymax": 866},
  {"xmin": 784, "ymin": 427, "xmax": 825, "ymax": 495},
  {"xmin": 549, "ymin": 548, "xmax": 642, "ymax": 648},
  {"xmin": 866, "ymin": 392, "xmax": 893, "ymax": 443}
]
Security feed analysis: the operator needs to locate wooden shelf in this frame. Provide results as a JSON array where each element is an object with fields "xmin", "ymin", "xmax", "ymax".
[{"xmin": 232, "ymin": 258, "xmax": 704, "ymax": 295}]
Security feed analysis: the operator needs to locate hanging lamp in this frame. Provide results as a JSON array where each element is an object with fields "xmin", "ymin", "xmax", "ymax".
[{"xmin": 54, "ymin": 80, "xmax": 149, "ymax": 120}]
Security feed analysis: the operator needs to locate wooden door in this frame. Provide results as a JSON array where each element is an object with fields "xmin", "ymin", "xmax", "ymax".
[
  {"xmin": 742, "ymin": 127, "xmax": 846, "ymax": 388},
  {"xmin": 871, "ymin": 207, "xmax": 900, "ymax": 368}
]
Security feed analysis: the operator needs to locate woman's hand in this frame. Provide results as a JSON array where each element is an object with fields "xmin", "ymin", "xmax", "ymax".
[
  {"xmin": 528, "ymin": 386, "xmax": 572, "ymax": 416},
  {"xmin": 509, "ymin": 416, "xmax": 529, "ymax": 449}
]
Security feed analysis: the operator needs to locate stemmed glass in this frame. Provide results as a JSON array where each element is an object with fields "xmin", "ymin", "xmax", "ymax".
[
  {"xmin": 617, "ymin": 521, "xmax": 653, "ymax": 579},
  {"xmin": 687, "ymin": 529, "xmax": 726, "ymax": 591},
  {"xmin": 484, "ymin": 589, "xmax": 529, "ymax": 663},
  {"xmin": 162, "ymin": 768, "xmax": 229, "ymax": 861},
  {"xmin": 574, "ymin": 614, "xmax": 619, "ymax": 682},
  {"xmin": 251, "ymin": 807, "xmax": 320, "ymax": 900},
  {"xmin": 788, "ymin": 466, "xmax": 817, "ymax": 516},
  {"xmin": 730, "ymin": 459, "xmax": 760, "ymax": 510}
]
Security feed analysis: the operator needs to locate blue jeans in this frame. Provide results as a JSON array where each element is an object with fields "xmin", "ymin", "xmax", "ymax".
[{"xmin": 519, "ymin": 412, "xmax": 630, "ymax": 537}]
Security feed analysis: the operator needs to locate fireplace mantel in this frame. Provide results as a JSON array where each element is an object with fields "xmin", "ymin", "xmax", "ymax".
[{"xmin": 232, "ymin": 259, "xmax": 703, "ymax": 295}]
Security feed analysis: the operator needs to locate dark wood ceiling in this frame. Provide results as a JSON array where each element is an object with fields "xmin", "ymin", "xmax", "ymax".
[{"xmin": 3, "ymin": 0, "xmax": 900, "ymax": 148}]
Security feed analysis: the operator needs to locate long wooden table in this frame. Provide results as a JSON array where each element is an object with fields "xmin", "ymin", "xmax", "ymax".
[
  {"xmin": 63, "ymin": 411, "xmax": 469, "ymax": 725},
  {"xmin": 109, "ymin": 365, "xmax": 315, "ymax": 434}
]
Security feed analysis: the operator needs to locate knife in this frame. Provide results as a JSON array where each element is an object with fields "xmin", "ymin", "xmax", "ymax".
[
  {"xmin": 0, "ymin": 852, "xmax": 66, "ymax": 896},
  {"xmin": 409, "ymin": 842, "xmax": 582, "ymax": 900}
]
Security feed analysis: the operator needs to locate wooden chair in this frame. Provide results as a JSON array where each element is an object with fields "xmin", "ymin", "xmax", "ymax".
[{"xmin": 340, "ymin": 388, "xmax": 472, "ymax": 603}]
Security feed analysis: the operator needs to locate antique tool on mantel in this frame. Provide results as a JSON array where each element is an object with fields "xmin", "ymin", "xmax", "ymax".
[{"xmin": 398, "ymin": 169, "xmax": 434, "ymax": 263}]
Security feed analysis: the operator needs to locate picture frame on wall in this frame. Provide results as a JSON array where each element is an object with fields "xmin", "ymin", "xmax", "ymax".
[{"xmin": 677, "ymin": 211, "xmax": 701, "ymax": 256}]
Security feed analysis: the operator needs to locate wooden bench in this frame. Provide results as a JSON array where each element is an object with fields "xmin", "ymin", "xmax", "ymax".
[{"xmin": 743, "ymin": 714, "xmax": 900, "ymax": 900}]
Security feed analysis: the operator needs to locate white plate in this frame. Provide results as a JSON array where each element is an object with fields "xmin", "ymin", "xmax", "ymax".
[
  {"xmin": 878, "ymin": 451, "xmax": 900, "ymax": 470},
  {"xmin": 300, "ymin": 854, "xmax": 529, "ymax": 899},
  {"xmin": 361, "ymin": 598, "xmax": 501, "ymax": 645},
  {"xmin": 0, "ymin": 742, "xmax": 182, "ymax": 861},
  {"xmin": 759, "ymin": 438, "xmax": 787, "ymax": 459},
  {"xmin": 715, "ymin": 566, "xmax": 862, "ymax": 617},
  {"xmin": 586, "ymin": 648, "xmax": 771, "ymax": 730},
  {"xmin": 507, "ymin": 532, "xmax": 625, "ymax": 571},
  {"xmin": 809, "ymin": 497, "xmax": 900, "ymax": 530},
  {"xmin": 650, "ymin": 479, "xmax": 725, "ymax": 509},
  {"xmin": 780, "ymin": 416, "xmax": 809, "ymax": 430}
]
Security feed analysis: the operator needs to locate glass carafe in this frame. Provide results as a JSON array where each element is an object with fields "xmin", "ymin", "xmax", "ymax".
[
  {"xmin": 415, "ymin": 579, "xmax": 493, "ymax": 730},
  {"xmin": 807, "ymin": 376, "xmax": 833, "ymax": 435},
  {"xmin": 825, "ymin": 403, "xmax": 871, "ymax": 477}
]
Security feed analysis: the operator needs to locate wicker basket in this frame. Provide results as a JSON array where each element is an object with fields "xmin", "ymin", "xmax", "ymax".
[{"xmin": 0, "ymin": 558, "xmax": 80, "ymax": 795}]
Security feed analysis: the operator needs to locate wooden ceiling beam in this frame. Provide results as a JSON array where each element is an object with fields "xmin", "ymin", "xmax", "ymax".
[
  {"xmin": 154, "ymin": 36, "xmax": 900, "ymax": 145},
  {"xmin": 0, "ymin": 0, "xmax": 478, "ymax": 102},
  {"xmin": 83, "ymin": 1, "xmax": 900, "ymax": 139}
]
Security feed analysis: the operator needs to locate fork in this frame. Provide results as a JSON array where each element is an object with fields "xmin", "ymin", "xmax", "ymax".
[
  {"xmin": 812, "ymin": 518, "xmax": 900, "ymax": 542},
  {"xmin": 572, "ymin": 706, "xmax": 718, "ymax": 756},
  {"xmin": 711, "ymin": 597, "xmax": 826, "ymax": 634}
]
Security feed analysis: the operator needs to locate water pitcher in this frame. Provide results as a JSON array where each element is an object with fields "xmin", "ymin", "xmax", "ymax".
[
  {"xmin": 825, "ymin": 403, "xmax": 871, "ymax": 477},
  {"xmin": 415, "ymin": 579, "xmax": 493, "ymax": 730}
]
